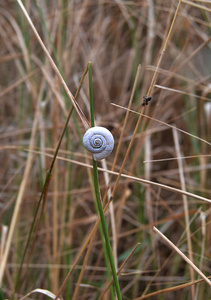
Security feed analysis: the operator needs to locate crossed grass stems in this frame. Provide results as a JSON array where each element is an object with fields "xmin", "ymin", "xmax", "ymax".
[{"xmin": 1, "ymin": 0, "xmax": 211, "ymax": 299}]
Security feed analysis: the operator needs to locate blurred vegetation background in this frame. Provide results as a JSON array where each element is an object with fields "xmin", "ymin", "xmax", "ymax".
[{"xmin": 0, "ymin": 0, "xmax": 211, "ymax": 299}]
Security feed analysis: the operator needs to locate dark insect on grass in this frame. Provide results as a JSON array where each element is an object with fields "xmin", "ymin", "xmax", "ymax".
[{"xmin": 141, "ymin": 95, "xmax": 152, "ymax": 106}]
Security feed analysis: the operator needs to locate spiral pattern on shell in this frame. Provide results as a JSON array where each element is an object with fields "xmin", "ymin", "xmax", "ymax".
[{"xmin": 83, "ymin": 126, "xmax": 114, "ymax": 161}]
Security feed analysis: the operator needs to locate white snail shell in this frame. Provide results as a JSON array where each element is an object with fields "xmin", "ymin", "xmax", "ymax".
[{"xmin": 83, "ymin": 126, "xmax": 114, "ymax": 161}]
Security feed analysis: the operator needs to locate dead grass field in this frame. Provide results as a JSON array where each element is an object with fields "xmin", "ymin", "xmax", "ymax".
[{"xmin": 1, "ymin": 1, "xmax": 211, "ymax": 299}]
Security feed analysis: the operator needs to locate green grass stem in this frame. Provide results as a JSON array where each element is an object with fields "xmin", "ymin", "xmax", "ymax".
[
  {"xmin": 92, "ymin": 161, "xmax": 122, "ymax": 300},
  {"xmin": 88, "ymin": 62, "xmax": 122, "ymax": 300},
  {"xmin": 0, "ymin": 288, "xmax": 5, "ymax": 300},
  {"xmin": 88, "ymin": 61, "xmax": 115, "ymax": 299}
]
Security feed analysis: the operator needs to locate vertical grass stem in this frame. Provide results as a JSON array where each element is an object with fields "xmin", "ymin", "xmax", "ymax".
[{"xmin": 88, "ymin": 62, "xmax": 122, "ymax": 300}]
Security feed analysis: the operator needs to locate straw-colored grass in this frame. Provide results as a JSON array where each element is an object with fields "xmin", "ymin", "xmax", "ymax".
[{"xmin": 0, "ymin": 0, "xmax": 211, "ymax": 299}]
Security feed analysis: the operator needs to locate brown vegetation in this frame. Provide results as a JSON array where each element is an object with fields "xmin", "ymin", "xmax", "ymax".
[{"xmin": 0, "ymin": 1, "xmax": 211, "ymax": 299}]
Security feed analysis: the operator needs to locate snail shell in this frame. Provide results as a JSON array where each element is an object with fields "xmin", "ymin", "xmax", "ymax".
[{"xmin": 83, "ymin": 126, "xmax": 114, "ymax": 161}]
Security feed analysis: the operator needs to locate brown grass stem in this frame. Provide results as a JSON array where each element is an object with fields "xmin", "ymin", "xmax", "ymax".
[
  {"xmin": 13, "ymin": 148, "xmax": 211, "ymax": 204},
  {"xmin": 134, "ymin": 276, "xmax": 211, "ymax": 300},
  {"xmin": 99, "ymin": 243, "xmax": 141, "ymax": 299},
  {"xmin": 153, "ymin": 226, "xmax": 211, "ymax": 286},
  {"xmin": 54, "ymin": 199, "xmax": 113, "ymax": 300},
  {"xmin": 16, "ymin": 0, "xmax": 89, "ymax": 129},
  {"xmin": 111, "ymin": 103, "xmax": 211, "ymax": 146},
  {"xmin": 147, "ymin": 0, "xmax": 183, "ymax": 97},
  {"xmin": 0, "ymin": 98, "xmax": 41, "ymax": 284},
  {"xmin": 173, "ymin": 127, "xmax": 195, "ymax": 297}
]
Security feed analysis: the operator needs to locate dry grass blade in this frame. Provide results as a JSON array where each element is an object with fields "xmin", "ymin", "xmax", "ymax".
[
  {"xmin": 71, "ymin": 236, "xmax": 94, "ymax": 300},
  {"xmin": 155, "ymin": 84, "xmax": 211, "ymax": 101},
  {"xmin": 111, "ymin": 103, "xmax": 211, "ymax": 146},
  {"xmin": 16, "ymin": 0, "xmax": 89, "ymax": 129},
  {"xmin": 54, "ymin": 200, "xmax": 113, "ymax": 300},
  {"xmin": 19, "ymin": 288, "xmax": 62, "ymax": 300},
  {"xmin": 144, "ymin": 154, "xmax": 211, "ymax": 163},
  {"xmin": 182, "ymin": 0, "xmax": 211, "ymax": 12},
  {"xmin": 153, "ymin": 226, "xmax": 211, "ymax": 286},
  {"xmin": 99, "ymin": 243, "xmax": 141, "ymax": 299},
  {"xmin": 12, "ymin": 148, "xmax": 211, "ymax": 204},
  {"xmin": 0, "ymin": 99, "xmax": 40, "ymax": 284},
  {"xmin": 147, "ymin": 0, "xmax": 183, "ymax": 96},
  {"xmin": 0, "ymin": 69, "xmax": 39, "ymax": 99},
  {"xmin": 2, "ymin": 1, "xmax": 211, "ymax": 299},
  {"xmin": 134, "ymin": 276, "xmax": 211, "ymax": 300},
  {"xmin": 173, "ymin": 127, "xmax": 195, "ymax": 297}
]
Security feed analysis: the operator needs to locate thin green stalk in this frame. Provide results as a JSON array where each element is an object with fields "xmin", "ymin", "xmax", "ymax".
[
  {"xmin": 88, "ymin": 62, "xmax": 122, "ymax": 300},
  {"xmin": 0, "ymin": 288, "xmax": 5, "ymax": 300},
  {"xmin": 90, "ymin": 176, "xmax": 115, "ymax": 299},
  {"xmin": 92, "ymin": 162, "xmax": 122, "ymax": 300},
  {"xmin": 98, "ymin": 224, "xmax": 115, "ymax": 300},
  {"xmin": 87, "ymin": 62, "xmax": 115, "ymax": 299},
  {"xmin": 74, "ymin": 114, "xmax": 115, "ymax": 299}
]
